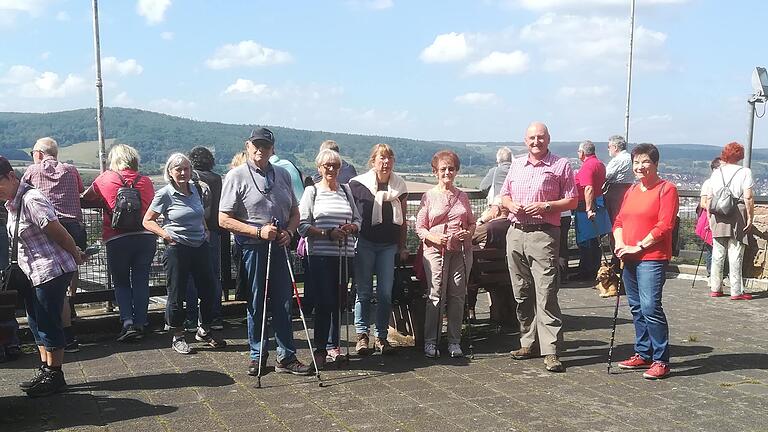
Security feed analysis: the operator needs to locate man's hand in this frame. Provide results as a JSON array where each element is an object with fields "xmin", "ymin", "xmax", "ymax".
[
  {"xmin": 522, "ymin": 202, "xmax": 547, "ymax": 216},
  {"xmin": 260, "ymin": 224, "xmax": 278, "ymax": 241},
  {"xmin": 276, "ymin": 229, "xmax": 292, "ymax": 246},
  {"xmin": 587, "ymin": 209, "xmax": 596, "ymax": 220}
]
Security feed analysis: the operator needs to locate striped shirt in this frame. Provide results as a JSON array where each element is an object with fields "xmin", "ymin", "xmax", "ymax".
[
  {"xmin": 21, "ymin": 156, "xmax": 84, "ymax": 223},
  {"xmin": 5, "ymin": 183, "xmax": 77, "ymax": 286},
  {"xmin": 499, "ymin": 150, "xmax": 577, "ymax": 226},
  {"xmin": 298, "ymin": 186, "xmax": 361, "ymax": 256}
]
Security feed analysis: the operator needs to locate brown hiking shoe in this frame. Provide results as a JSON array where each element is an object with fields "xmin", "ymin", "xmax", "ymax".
[
  {"xmin": 510, "ymin": 346, "xmax": 537, "ymax": 360},
  {"xmin": 544, "ymin": 355, "xmax": 564, "ymax": 372},
  {"xmin": 375, "ymin": 337, "xmax": 394, "ymax": 355},
  {"xmin": 356, "ymin": 333, "xmax": 372, "ymax": 356}
]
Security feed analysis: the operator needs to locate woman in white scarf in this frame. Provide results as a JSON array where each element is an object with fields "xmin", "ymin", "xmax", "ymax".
[{"xmin": 348, "ymin": 144, "xmax": 408, "ymax": 356}]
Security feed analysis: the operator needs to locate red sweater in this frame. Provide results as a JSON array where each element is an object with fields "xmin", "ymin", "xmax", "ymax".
[{"xmin": 613, "ymin": 180, "xmax": 678, "ymax": 261}]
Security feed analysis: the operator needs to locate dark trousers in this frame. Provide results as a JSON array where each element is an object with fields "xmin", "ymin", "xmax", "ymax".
[
  {"xmin": 305, "ymin": 255, "xmax": 352, "ymax": 352},
  {"xmin": 163, "ymin": 242, "xmax": 214, "ymax": 330},
  {"xmin": 577, "ymin": 238, "xmax": 601, "ymax": 279},
  {"xmin": 24, "ymin": 273, "xmax": 73, "ymax": 350}
]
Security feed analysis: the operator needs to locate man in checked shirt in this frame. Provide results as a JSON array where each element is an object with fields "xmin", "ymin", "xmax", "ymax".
[
  {"xmin": 500, "ymin": 122, "xmax": 577, "ymax": 373},
  {"xmin": 23, "ymin": 137, "xmax": 87, "ymax": 353}
]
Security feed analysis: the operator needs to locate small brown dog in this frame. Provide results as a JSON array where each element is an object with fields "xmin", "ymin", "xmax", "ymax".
[{"xmin": 595, "ymin": 264, "xmax": 619, "ymax": 298}]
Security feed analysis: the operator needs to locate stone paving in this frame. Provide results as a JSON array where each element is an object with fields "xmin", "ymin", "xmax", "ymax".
[{"xmin": 1, "ymin": 275, "xmax": 767, "ymax": 432}]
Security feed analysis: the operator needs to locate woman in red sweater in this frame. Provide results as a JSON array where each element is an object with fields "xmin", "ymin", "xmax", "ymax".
[{"xmin": 613, "ymin": 143, "xmax": 678, "ymax": 380}]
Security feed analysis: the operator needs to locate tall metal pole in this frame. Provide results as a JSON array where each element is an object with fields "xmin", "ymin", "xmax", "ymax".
[
  {"xmin": 624, "ymin": 0, "xmax": 636, "ymax": 142},
  {"xmin": 745, "ymin": 98, "xmax": 757, "ymax": 168},
  {"xmin": 92, "ymin": 0, "xmax": 107, "ymax": 173}
]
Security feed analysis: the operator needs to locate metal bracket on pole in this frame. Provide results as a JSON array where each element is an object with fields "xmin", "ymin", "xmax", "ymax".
[{"xmin": 745, "ymin": 94, "xmax": 767, "ymax": 169}]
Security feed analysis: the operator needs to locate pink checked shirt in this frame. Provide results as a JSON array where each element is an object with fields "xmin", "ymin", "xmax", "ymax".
[
  {"xmin": 5, "ymin": 183, "xmax": 77, "ymax": 286},
  {"xmin": 22, "ymin": 156, "xmax": 85, "ymax": 223},
  {"xmin": 499, "ymin": 151, "xmax": 577, "ymax": 226},
  {"xmin": 416, "ymin": 186, "xmax": 476, "ymax": 252}
]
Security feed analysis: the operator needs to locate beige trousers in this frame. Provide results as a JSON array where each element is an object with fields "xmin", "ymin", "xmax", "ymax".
[
  {"xmin": 506, "ymin": 225, "xmax": 563, "ymax": 356},
  {"xmin": 423, "ymin": 248, "xmax": 472, "ymax": 345}
]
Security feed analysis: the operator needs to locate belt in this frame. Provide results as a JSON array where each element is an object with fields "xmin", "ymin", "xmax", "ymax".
[{"xmin": 511, "ymin": 222, "xmax": 555, "ymax": 232}]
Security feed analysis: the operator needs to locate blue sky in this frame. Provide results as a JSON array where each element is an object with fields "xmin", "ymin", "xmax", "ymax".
[{"xmin": 1, "ymin": 0, "xmax": 767, "ymax": 147}]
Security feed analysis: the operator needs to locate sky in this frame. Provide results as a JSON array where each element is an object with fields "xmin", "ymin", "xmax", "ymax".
[{"xmin": 1, "ymin": 0, "xmax": 768, "ymax": 147}]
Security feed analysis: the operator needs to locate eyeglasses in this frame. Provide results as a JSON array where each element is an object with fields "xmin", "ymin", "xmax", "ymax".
[
  {"xmin": 322, "ymin": 163, "xmax": 340, "ymax": 170},
  {"xmin": 29, "ymin": 149, "xmax": 41, "ymax": 157},
  {"xmin": 438, "ymin": 166, "xmax": 457, "ymax": 173}
]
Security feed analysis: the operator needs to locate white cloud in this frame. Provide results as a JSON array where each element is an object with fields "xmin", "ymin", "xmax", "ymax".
[
  {"xmin": 223, "ymin": 79, "xmax": 280, "ymax": 99},
  {"xmin": 136, "ymin": 0, "xmax": 171, "ymax": 25},
  {"xmin": 520, "ymin": 13, "xmax": 667, "ymax": 71},
  {"xmin": 102, "ymin": 57, "xmax": 144, "ymax": 75},
  {"xmin": 346, "ymin": 0, "xmax": 394, "ymax": 10},
  {"xmin": 205, "ymin": 40, "xmax": 292, "ymax": 69},
  {"xmin": 420, "ymin": 32, "xmax": 469, "ymax": 63},
  {"xmin": 55, "ymin": 11, "xmax": 69, "ymax": 21},
  {"xmin": 466, "ymin": 51, "xmax": 529, "ymax": 75},
  {"xmin": 1, "ymin": 64, "xmax": 86, "ymax": 98},
  {"xmin": 112, "ymin": 91, "xmax": 135, "ymax": 106},
  {"xmin": 515, "ymin": 0, "xmax": 687, "ymax": 13},
  {"xmin": 0, "ymin": 0, "xmax": 50, "ymax": 27},
  {"xmin": 558, "ymin": 85, "xmax": 611, "ymax": 98},
  {"xmin": 147, "ymin": 98, "xmax": 196, "ymax": 116},
  {"xmin": 160, "ymin": 31, "xmax": 174, "ymax": 40},
  {"xmin": 455, "ymin": 92, "xmax": 500, "ymax": 105}
]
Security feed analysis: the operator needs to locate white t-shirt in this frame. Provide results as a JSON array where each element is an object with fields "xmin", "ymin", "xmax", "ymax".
[
  {"xmin": 700, "ymin": 178, "xmax": 711, "ymax": 197},
  {"xmin": 707, "ymin": 163, "xmax": 753, "ymax": 199}
]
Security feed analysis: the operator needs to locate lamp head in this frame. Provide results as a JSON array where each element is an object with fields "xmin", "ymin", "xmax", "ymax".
[{"xmin": 752, "ymin": 67, "xmax": 768, "ymax": 96}]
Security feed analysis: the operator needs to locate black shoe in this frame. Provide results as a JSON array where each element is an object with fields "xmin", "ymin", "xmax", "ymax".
[
  {"xmin": 19, "ymin": 365, "xmax": 46, "ymax": 390},
  {"xmin": 117, "ymin": 325, "xmax": 140, "ymax": 342},
  {"xmin": 24, "ymin": 368, "xmax": 67, "ymax": 398},
  {"xmin": 248, "ymin": 353, "xmax": 269, "ymax": 376},
  {"xmin": 195, "ymin": 328, "xmax": 227, "ymax": 349},
  {"xmin": 134, "ymin": 326, "xmax": 146, "ymax": 340}
]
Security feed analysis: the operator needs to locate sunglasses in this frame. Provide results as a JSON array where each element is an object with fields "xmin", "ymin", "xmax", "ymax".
[
  {"xmin": 321, "ymin": 163, "xmax": 341, "ymax": 170},
  {"xmin": 29, "ymin": 149, "xmax": 42, "ymax": 157}
]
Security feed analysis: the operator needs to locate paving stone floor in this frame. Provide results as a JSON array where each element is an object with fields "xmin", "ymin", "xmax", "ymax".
[{"xmin": 1, "ymin": 275, "xmax": 767, "ymax": 431}]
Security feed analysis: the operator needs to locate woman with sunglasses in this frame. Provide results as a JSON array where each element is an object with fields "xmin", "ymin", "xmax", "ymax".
[{"xmin": 298, "ymin": 149, "xmax": 361, "ymax": 367}]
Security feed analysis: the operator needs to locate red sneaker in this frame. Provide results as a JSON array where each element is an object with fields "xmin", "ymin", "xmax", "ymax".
[
  {"xmin": 730, "ymin": 293, "xmax": 753, "ymax": 301},
  {"xmin": 642, "ymin": 362, "xmax": 670, "ymax": 380},
  {"xmin": 708, "ymin": 291, "xmax": 724, "ymax": 298},
  {"xmin": 618, "ymin": 354, "xmax": 653, "ymax": 370}
]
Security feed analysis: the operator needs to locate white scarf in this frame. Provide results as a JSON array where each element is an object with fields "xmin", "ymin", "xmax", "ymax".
[{"xmin": 354, "ymin": 169, "xmax": 406, "ymax": 226}]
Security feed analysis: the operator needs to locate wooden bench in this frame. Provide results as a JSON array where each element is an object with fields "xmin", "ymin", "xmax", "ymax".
[{"xmin": 468, "ymin": 247, "xmax": 518, "ymax": 331}]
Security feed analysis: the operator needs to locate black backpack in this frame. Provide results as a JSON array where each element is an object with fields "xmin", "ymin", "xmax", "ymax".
[{"xmin": 110, "ymin": 172, "xmax": 144, "ymax": 231}]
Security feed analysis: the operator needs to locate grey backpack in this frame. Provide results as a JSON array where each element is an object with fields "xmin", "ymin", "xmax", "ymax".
[{"xmin": 708, "ymin": 167, "xmax": 743, "ymax": 217}]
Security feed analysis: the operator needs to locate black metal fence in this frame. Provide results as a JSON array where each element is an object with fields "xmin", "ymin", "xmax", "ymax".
[{"xmin": 71, "ymin": 189, "xmax": 722, "ymax": 306}]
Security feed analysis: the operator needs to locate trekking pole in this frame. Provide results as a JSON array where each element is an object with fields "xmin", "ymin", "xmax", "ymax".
[
  {"xmin": 334, "ymin": 227, "xmax": 349, "ymax": 367},
  {"xmin": 279, "ymin": 220, "xmax": 323, "ymax": 387},
  {"xmin": 690, "ymin": 241, "xmax": 706, "ymax": 292},
  {"xmin": 343, "ymin": 224, "xmax": 351, "ymax": 360},
  {"xmin": 592, "ymin": 216, "xmax": 622, "ymax": 375},
  {"xmin": 432, "ymin": 223, "xmax": 448, "ymax": 359},
  {"xmin": 460, "ymin": 224, "xmax": 474, "ymax": 359},
  {"xmin": 256, "ymin": 223, "xmax": 274, "ymax": 389}
]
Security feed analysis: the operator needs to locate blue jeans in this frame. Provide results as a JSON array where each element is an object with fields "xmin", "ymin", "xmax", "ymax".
[
  {"xmin": 186, "ymin": 231, "xmax": 223, "ymax": 322},
  {"xmin": 163, "ymin": 242, "xmax": 215, "ymax": 330},
  {"xmin": 242, "ymin": 243, "xmax": 297, "ymax": 362},
  {"xmin": 354, "ymin": 237, "xmax": 397, "ymax": 339},
  {"xmin": 107, "ymin": 234, "xmax": 157, "ymax": 328},
  {"xmin": 622, "ymin": 260, "xmax": 670, "ymax": 363},
  {"xmin": 24, "ymin": 272, "xmax": 73, "ymax": 351}
]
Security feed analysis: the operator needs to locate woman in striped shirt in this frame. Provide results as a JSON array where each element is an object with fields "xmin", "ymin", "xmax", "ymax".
[{"xmin": 298, "ymin": 149, "xmax": 361, "ymax": 368}]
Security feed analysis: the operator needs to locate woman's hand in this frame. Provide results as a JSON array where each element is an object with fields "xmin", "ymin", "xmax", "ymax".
[
  {"xmin": 339, "ymin": 223, "xmax": 358, "ymax": 235},
  {"xmin": 163, "ymin": 231, "xmax": 176, "ymax": 245},
  {"xmin": 427, "ymin": 232, "xmax": 449, "ymax": 248},
  {"xmin": 614, "ymin": 244, "xmax": 641, "ymax": 258},
  {"xmin": 328, "ymin": 227, "xmax": 344, "ymax": 242}
]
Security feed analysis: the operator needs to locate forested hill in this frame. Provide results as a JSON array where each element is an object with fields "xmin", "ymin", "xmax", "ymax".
[{"xmin": 0, "ymin": 108, "xmax": 491, "ymax": 172}]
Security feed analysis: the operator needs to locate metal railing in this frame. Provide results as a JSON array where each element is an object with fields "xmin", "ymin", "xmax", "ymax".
[{"xmin": 69, "ymin": 189, "xmax": 733, "ymax": 306}]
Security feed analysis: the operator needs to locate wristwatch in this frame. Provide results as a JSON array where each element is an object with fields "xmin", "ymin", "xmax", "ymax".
[{"xmin": 544, "ymin": 202, "xmax": 552, "ymax": 212}]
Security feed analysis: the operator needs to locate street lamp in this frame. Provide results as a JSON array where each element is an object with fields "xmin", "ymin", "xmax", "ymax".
[{"xmin": 745, "ymin": 66, "xmax": 768, "ymax": 168}]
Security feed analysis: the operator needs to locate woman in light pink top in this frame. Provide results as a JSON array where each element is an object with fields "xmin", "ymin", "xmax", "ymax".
[{"xmin": 416, "ymin": 150, "xmax": 475, "ymax": 358}]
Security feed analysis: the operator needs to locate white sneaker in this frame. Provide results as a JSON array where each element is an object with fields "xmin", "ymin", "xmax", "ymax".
[
  {"xmin": 448, "ymin": 343, "xmax": 463, "ymax": 358},
  {"xmin": 424, "ymin": 343, "xmax": 439, "ymax": 358}
]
